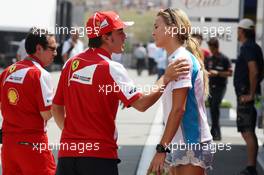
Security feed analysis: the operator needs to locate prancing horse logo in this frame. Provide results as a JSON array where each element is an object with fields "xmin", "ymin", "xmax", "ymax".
[{"xmin": 72, "ymin": 60, "xmax": 80, "ymax": 71}]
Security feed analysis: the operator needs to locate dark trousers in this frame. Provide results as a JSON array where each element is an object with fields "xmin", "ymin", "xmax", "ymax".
[
  {"xmin": 148, "ymin": 57, "xmax": 157, "ymax": 75},
  {"xmin": 208, "ymin": 85, "xmax": 227, "ymax": 130},
  {"xmin": 136, "ymin": 59, "xmax": 145, "ymax": 76},
  {"xmin": 56, "ymin": 157, "xmax": 119, "ymax": 175}
]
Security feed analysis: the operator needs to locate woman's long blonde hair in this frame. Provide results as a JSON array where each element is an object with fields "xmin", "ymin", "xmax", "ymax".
[{"xmin": 157, "ymin": 8, "xmax": 209, "ymax": 96}]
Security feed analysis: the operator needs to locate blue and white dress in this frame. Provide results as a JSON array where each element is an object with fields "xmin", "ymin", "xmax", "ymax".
[{"xmin": 162, "ymin": 46, "xmax": 213, "ymax": 171}]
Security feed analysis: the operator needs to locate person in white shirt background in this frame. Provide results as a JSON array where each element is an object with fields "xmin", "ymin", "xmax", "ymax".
[
  {"xmin": 154, "ymin": 48, "xmax": 167, "ymax": 80},
  {"xmin": 16, "ymin": 39, "xmax": 28, "ymax": 61},
  {"xmin": 134, "ymin": 43, "xmax": 147, "ymax": 76},
  {"xmin": 62, "ymin": 29, "xmax": 84, "ymax": 63},
  {"xmin": 147, "ymin": 40, "xmax": 159, "ymax": 75}
]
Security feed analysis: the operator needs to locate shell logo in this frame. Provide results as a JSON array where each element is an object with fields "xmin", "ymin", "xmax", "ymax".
[{"xmin": 7, "ymin": 88, "xmax": 19, "ymax": 105}]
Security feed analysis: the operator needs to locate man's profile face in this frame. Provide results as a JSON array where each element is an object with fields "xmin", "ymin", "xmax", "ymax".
[
  {"xmin": 108, "ymin": 29, "xmax": 126, "ymax": 53},
  {"xmin": 41, "ymin": 36, "xmax": 57, "ymax": 66},
  {"xmin": 237, "ymin": 28, "xmax": 243, "ymax": 42}
]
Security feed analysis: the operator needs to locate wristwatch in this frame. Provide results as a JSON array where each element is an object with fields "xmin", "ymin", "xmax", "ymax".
[{"xmin": 156, "ymin": 144, "xmax": 170, "ymax": 153}]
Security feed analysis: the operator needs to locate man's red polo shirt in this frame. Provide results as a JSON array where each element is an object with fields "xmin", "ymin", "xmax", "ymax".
[
  {"xmin": 0, "ymin": 60, "xmax": 53, "ymax": 134},
  {"xmin": 53, "ymin": 48, "xmax": 142, "ymax": 159}
]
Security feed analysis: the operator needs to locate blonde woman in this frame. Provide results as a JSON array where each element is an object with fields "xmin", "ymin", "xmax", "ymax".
[{"xmin": 147, "ymin": 8, "xmax": 213, "ymax": 175}]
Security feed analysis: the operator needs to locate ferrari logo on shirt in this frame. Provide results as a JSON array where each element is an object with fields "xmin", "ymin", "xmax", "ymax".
[
  {"xmin": 9, "ymin": 65, "xmax": 16, "ymax": 73},
  {"xmin": 7, "ymin": 88, "xmax": 19, "ymax": 105},
  {"xmin": 72, "ymin": 60, "xmax": 79, "ymax": 71}
]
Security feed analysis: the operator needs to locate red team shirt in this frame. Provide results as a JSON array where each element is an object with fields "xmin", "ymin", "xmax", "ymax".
[
  {"xmin": 0, "ymin": 60, "xmax": 53, "ymax": 134},
  {"xmin": 53, "ymin": 48, "xmax": 142, "ymax": 159},
  {"xmin": 0, "ymin": 59, "xmax": 56, "ymax": 175}
]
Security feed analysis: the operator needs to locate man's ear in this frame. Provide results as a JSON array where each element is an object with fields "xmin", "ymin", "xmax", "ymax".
[
  {"xmin": 101, "ymin": 34, "xmax": 112, "ymax": 44},
  {"xmin": 101, "ymin": 34, "xmax": 107, "ymax": 41},
  {"xmin": 36, "ymin": 44, "xmax": 44, "ymax": 53}
]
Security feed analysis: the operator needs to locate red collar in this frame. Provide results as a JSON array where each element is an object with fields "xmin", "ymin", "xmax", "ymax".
[
  {"xmin": 28, "ymin": 54, "xmax": 44, "ymax": 67},
  {"xmin": 90, "ymin": 48, "xmax": 112, "ymax": 60}
]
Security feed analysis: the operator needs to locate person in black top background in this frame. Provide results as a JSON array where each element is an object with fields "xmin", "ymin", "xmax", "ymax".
[
  {"xmin": 205, "ymin": 37, "xmax": 232, "ymax": 141},
  {"xmin": 234, "ymin": 18, "xmax": 264, "ymax": 175}
]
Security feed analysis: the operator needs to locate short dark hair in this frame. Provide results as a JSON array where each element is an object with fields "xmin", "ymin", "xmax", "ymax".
[
  {"xmin": 88, "ymin": 32, "xmax": 112, "ymax": 48},
  {"xmin": 207, "ymin": 37, "xmax": 219, "ymax": 48},
  {"xmin": 25, "ymin": 28, "xmax": 54, "ymax": 54}
]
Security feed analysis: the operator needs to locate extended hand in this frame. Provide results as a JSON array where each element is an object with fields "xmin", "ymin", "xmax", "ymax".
[{"xmin": 209, "ymin": 70, "xmax": 219, "ymax": 77}]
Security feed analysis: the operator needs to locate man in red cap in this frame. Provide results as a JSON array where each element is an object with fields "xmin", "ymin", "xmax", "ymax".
[
  {"xmin": 52, "ymin": 11, "xmax": 189, "ymax": 175},
  {"xmin": 0, "ymin": 28, "xmax": 56, "ymax": 175}
]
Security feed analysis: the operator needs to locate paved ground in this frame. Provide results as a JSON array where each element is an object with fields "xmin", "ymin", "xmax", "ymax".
[{"xmin": 0, "ymin": 69, "xmax": 264, "ymax": 175}]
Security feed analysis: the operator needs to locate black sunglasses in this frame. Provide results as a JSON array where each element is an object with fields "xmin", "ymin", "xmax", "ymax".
[{"xmin": 164, "ymin": 8, "xmax": 176, "ymax": 24}]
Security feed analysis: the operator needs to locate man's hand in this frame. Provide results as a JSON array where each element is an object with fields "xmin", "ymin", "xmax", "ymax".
[
  {"xmin": 163, "ymin": 58, "xmax": 190, "ymax": 85},
  {"xmin": 209, "ymin": 70, "xmax": 219, "ymax": 77},
  {"xmin": 239, "ymin": 94, "xmax": 254, "ymax": 103}
]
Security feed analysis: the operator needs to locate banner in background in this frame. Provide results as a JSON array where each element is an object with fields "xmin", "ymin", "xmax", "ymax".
[
  {"xmin": 172, "ymin": 0, "xmax": 240, "ymax": 18},
  {"xmin": 191, "ymin": 22, "xmax": 238, "ymax": 59}
]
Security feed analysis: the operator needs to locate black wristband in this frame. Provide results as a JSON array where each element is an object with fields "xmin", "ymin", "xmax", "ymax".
[{"xmin": 156, "ymin": 144, "xmax": 170, "ymax": 153}]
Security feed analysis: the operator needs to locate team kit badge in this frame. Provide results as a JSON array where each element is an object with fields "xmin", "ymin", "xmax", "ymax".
[{"xmin": 7, "ymin": 88, "xmax": 19, "ymax": 105}]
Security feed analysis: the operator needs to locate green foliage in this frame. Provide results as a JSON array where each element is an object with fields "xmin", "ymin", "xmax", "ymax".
[
  {"xmin": 119, "ymin": 9, "xmax": 156, "ymax": 43},
  {"xmin": 255, "ymin": 95, "xmax": 264, "ymax": 109}
]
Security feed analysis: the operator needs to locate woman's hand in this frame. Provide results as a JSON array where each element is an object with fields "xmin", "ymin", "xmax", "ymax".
[{"xmin": 147, "ymin": 153, "xmax": 166, "ymax": 175}]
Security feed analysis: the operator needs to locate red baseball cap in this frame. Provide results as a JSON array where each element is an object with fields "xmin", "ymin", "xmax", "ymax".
[{"xmin": 86, "ymin": 11, "xmax": 134, "ymax": 39}]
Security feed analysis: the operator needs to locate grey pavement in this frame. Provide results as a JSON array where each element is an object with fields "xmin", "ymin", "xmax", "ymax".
[{"xmin": 0, "ymin": 69, "xmax": 264, "ymax": 175}]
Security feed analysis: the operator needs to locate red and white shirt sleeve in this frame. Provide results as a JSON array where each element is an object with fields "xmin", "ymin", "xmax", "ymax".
[
  {"xmin": 108, "ymin": 61, "xmax": 142, "ymax": 107},
  {"xmin": 33, "ymin": 63, "xmax": 54, "ymax": 111}
]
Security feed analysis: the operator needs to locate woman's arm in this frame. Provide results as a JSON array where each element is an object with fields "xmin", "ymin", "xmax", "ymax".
[
  {"xmin": 159, "ymin": 87, "xmax": 188, "ymax": 146},
  {"xmin": 147, "ymin": 87, "xmax": 189, "ymax": 174}
]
